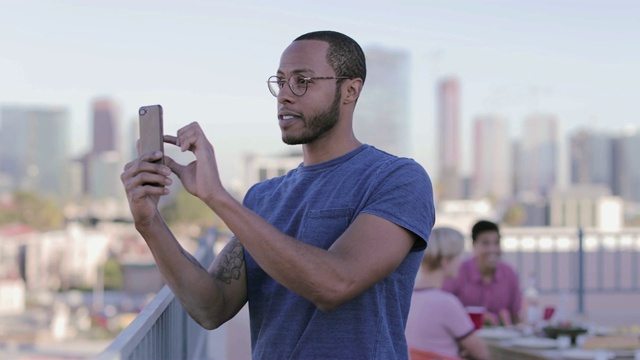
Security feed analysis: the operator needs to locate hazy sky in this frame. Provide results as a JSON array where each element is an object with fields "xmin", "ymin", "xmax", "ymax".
[{"xmin": 1, "ymin": 0, "xmax": 639, "ymax": 182}]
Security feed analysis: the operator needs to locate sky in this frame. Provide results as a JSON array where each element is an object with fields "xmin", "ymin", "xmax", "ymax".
[{"xmin": 1, "ymin": 0, "xmax": 639, "ymax": 184}]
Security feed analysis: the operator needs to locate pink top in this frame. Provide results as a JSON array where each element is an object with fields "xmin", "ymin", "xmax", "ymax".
[
  {"xmin": 405, "ymin": 288, "xmax": 475, "ymax": 357},
  {"xmin": 442, "ymin": 256, "xmax": 522, "ymax": 322}
]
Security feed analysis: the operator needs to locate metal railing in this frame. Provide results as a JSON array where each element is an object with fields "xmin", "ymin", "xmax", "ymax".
[
  {"xmin": 96, "ymin": 226, "xmax": 640, "ymax": 359},
  {"xmin": 500, "ymin": 227, "xmax": 640, "ymax": 314},
  {"xmin": 96, "ymin": 233, "xmax": 216, "ymax": 360}
]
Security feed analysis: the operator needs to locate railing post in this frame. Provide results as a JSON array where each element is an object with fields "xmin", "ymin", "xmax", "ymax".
[{"xmin": 577, "ymin": 227, "xmax": 585, "ymax": 315}]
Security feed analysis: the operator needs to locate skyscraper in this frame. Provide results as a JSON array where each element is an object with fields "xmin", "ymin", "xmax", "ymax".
[
  {"xmin": 612, "ymin": 129, "xmax": 640, "ymax": 202},
  {"xmin": 516, "ymin": 113, "xmax": 559, "ymax": 197},
  {"xmin": 81, "ymin": 98, "xmax": 122, "ymax": 200},
  {"xmin": 92, "ymin": 98, "xmax": 118, "ymax": 154},
  {"xmin": 437, "ymin": 76, "xmax": 462, "ymax": 200},
  {"xmin": 471, "ymin": 114, "xmax": 512, "ymax": 201},
  {"xmin": 354, "ymin": 47, "xmax": 411, "ymax": 157},
  {"xmin": 0, "ymin": 106, "xmax": 70, "ymax": 203},
  {"xmin": 569, "ymin": 129, "xmax": 613, "ymax": 189}
]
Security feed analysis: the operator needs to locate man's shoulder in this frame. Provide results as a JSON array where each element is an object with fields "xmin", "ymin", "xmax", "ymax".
[
  {"xmin": 361, "ymin": 147, "xmax": 429, "ymax": 180},
  {"xmin": 497, "ymin": 260, "xmax": 519, "ymax": 279},
  {"xmin": 363, "ymin": 146, "xmax": 423, "ymax": 167}
]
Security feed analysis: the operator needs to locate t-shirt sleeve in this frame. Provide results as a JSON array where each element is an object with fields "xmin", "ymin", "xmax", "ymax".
[
  {"xmin": 361, "ymin": 158, "xmax": 435, "ymax": 251},
  {"xmin": 443, "ymin": 294, "xmax": 475, "ymax": 339}
]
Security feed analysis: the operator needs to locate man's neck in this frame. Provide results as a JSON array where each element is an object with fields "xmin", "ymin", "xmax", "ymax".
[{"xmin": 302, "ymin": 134, "xmax": 362, "ymax": 166}]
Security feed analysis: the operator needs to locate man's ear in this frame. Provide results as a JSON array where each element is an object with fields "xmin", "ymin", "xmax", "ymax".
[{"xmin": 342, "ymin": 78, "xmax": 363, "ymax": 105}]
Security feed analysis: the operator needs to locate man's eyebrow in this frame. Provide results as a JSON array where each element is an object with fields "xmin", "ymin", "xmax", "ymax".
[{"xmin": 276, "ymin": 68, "xmax": 316, "ymax": 76}]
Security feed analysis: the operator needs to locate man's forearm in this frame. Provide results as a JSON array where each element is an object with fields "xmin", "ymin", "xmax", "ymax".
[{"xmin": 136, "ymin": 214, "xmax": 225, "ymax": 328}]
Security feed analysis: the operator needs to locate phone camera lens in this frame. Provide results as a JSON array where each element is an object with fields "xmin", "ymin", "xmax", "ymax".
[{"xmin": 139, "ymin": 108, "xmax": 147, "ymax": 115}]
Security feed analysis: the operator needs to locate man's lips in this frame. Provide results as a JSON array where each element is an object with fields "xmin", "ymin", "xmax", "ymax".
[
  {"xmin": 278, "ymin": 109, "xmax": 302, "ymax": 119},
  {"xmin": 279, "ymin": 111, "xmax": 302, "ymax": 128}
]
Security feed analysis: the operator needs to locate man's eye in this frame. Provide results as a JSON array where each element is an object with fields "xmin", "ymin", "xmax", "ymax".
[{"xmin": 296, "ymin": 77, "xmax": 309, "ymax": 85}]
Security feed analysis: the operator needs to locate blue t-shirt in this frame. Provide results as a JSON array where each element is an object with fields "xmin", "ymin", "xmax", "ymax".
[{"xmin": 242, "ymin": 144, "xmax": 435, "ymax": 359}]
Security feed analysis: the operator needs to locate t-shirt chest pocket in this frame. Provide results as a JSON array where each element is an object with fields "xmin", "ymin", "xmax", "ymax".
[{"xmin": 300, "ymin": 208, "xmax": 352, "ymax": 248}]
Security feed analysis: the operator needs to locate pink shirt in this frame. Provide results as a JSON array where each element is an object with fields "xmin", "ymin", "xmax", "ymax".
[
  {"xmin": 405, "ymin": 288, "xmax": 475, "ymax": 357},
  {"xmin": 442, "ymin": 256, "xmax": 522, "ymax": 322}
]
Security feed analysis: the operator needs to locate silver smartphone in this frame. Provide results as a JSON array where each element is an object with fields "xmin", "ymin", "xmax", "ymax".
[{"xmin": 138, "ymin": 104, "xmax": 164, "ymax": 164}]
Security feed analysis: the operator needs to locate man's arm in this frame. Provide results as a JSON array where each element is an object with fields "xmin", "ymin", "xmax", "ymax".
[
  {"xmin": 208, "ymin": 193, "xmax": 416, "ymax": 312},
  {"xmin": 510, "ymin": 268, "xmax": 522, "ymax": 324},
  {"xmin": 121, "ymin": 150, "xmax": 247, "ymax": 329},
  {"xmin": 137, "ymin": 217, "xmax": 247, "ymax": 329}
]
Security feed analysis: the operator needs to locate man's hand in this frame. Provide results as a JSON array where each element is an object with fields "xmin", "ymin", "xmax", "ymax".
[
  {"xmin": 163, "ymin": 122, "xmax": 225, "ymax": 203},
  {"xmin": 121, "ymin": 151, "xmax": 172, "ymax": 227}
]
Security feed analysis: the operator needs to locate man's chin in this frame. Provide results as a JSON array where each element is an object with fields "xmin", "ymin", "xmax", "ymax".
[
  {"xmin": 282, "ymin": 136, "xmax": 303, "ymax": 145},
  {"xmin": 282, "ymin": 132, "xmax": 314, "ymax": 145},
  {"xmin": 480, "ymin": 258, "xmax": 500, "ymax": 270}
]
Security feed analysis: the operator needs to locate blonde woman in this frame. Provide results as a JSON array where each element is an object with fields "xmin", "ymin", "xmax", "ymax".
[{"xmin": 406, "ymin": 227, "xmax": 489, "ymax": 360}]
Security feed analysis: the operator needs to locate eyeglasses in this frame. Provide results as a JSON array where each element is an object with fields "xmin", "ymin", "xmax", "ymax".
[{"xmin": 267, "ymin": 75, "xmax": 352, "ymax": 97}]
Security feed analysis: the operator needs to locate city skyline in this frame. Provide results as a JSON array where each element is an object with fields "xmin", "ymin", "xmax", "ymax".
[{"xmin": 1, "ymin": 1, "xmax": 639, "ymax": 182}]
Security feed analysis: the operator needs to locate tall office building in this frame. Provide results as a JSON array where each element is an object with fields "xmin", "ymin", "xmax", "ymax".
[
  {"xmin": 92, "ymin": 98, "xmax": 119, "ymax": 154},
  {"xmin": 354, "ymin": 47, "xmax": 411, "ymax": 157},
  {"xmin": 437, "ymin": 76, "xmax": 462, "ymax": 200},
  {"xmin": 0, "ymin": 106, "xmax": 70, "ymax": 203},
  {"xmin": 612, "ymin": 129, "xmax": 640, "ymax": 202},
  {"xmin": 471, "ymin": 114, "xmax": 512, "ymax": 201},
  {"xmin": 569, "ymin": 129, "xmax": 613, "ymax": 189},
  {"xmin": 82, "ymin": 98, "xmax": 123, "ymax": 200},
  {"xmin": 516, "ymin": 113, "xmax": 559, "ymax": 197}
]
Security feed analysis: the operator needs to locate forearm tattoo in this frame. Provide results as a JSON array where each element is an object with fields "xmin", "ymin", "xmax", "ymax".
[{"xmin": 214, "ymin": 237, "xmax": 245, "ymax": 285}]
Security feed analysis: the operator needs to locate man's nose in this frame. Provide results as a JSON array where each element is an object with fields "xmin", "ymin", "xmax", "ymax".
[{"xmin": 277, "ymin": 83, "xmax": 296, "ymax": 104}]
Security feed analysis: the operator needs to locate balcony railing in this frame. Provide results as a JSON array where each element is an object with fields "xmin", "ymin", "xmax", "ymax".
[
  {"xmin": 96, "ymin": 227, "xmax": 640, "ymax": 359},
  {"xmin": 500, "ymin": 227, "xmax": 640, "ymax": 314},
  {"xmin": 96, "ymin": 232, "xmax": 218, "ymax": 360}
]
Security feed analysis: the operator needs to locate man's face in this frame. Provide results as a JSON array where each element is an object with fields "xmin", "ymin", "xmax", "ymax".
[
  {"xmin": 473, "ymin": 230, "xmax": 501, "ymax": 270},
  {"xmin": 275, "ymin": 40, "xmax": 342, "ymax": 145}
]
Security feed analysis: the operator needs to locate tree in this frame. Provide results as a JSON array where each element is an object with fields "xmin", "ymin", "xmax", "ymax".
[
  {"xmin": 160, "ymin": 188, "xmax": 226, "ymax": 231},
  {"xmin": 503, "ymin": 203, "xmax": 526, "ymax": 227},
  {"xmin": 0, "ymin": 191, "xmax": 65, "ymax": 230},
  {"xmin": 103, "ymin": 258, "xmax": 124, "ymax": 290}
]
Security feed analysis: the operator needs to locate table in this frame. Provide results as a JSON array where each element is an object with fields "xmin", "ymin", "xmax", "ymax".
[
  {"xmin": 487, "ymin": 338, "xmax": 636, "ymax": 360},
  {"xmin": 488, "ymin": 340, "xmax": 562, "ymax": 360}
]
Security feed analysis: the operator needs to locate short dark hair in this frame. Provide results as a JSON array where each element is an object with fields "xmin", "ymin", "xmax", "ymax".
[
  {"xmin": 294, "ymin": 30, "xmax": 367, "ymax": 85},
  {"xmin": 471, "ymin": 220, "xmax": 500, "ymax": 244}
]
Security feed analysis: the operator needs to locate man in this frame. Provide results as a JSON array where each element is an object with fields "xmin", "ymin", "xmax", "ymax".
[
  {"xmin": 121, "ymin": 30, "xmax": 435, "ymax": 359},
  {"xmin": 442, "ymin": 220, "xmax": 522, "ymax": 325}
]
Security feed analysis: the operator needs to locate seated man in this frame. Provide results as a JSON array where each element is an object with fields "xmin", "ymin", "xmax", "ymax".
[{"xmin": 442, "ymin": 220, "xmax": 522, "ymax": 325}]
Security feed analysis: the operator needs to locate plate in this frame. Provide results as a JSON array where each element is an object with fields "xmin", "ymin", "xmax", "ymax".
[
  {"xmin": 511, "ymin": 337, "xmax": 559, "ymax": 349},
  {"xmin": 561, "ymin": 349, "xmax": 615, "ymax": 359},
  {"xmin": 477, "ymin": 327, "xmax": 521, "ymax": 340}
]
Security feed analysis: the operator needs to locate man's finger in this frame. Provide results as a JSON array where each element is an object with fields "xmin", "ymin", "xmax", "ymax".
[
  {"xmin": 163, "ymin": 155, "xmax": 184, "ymax": 176},
  {"xmin": 164, "ymin": 134, "xmax": 178, "ymax": 146},
  {"xmin": 138, "ymin": 151, "xmax": 164, "ymax": 163}
]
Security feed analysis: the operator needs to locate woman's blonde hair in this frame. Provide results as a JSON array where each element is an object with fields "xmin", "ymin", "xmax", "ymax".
[{"xmin": 422, "ymin": 227, "xmax": 465, "ymax": 270}]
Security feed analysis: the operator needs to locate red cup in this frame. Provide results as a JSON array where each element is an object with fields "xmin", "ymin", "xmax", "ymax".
[
  {"xmin": 466, "ymin": 306, "xmax": 485, "ymax": 330},
  {"xmin": 543, "ymin": 306, "xmax": 555, "ymax": 320}
]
